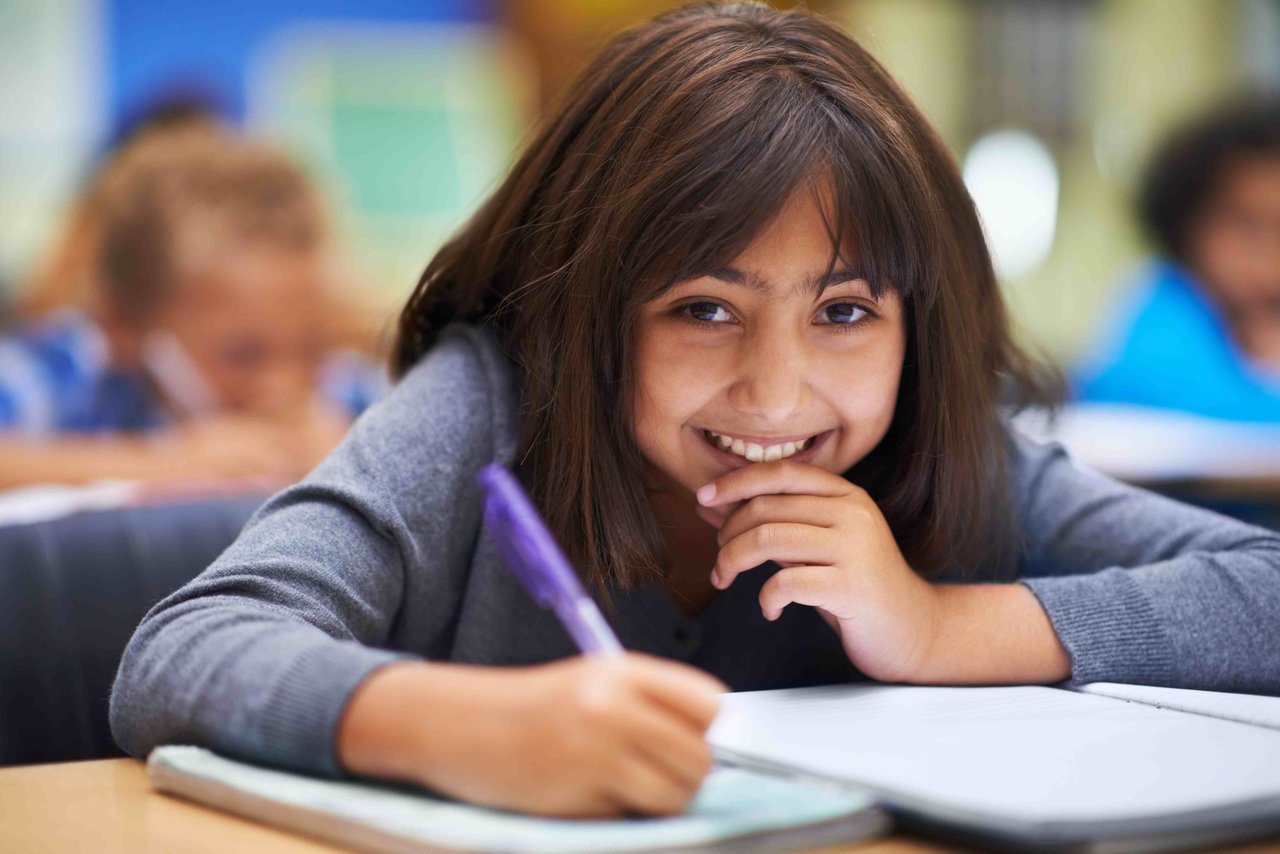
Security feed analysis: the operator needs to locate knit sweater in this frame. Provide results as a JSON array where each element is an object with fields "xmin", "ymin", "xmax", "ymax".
[{"xmin": 111, "ymin": 324, "xmax": 1280, "ymax": 777}]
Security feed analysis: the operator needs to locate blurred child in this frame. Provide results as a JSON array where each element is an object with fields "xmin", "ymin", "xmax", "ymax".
[
  {"xmin": 13, "ymin": 97, "xmax": 224, "ymax": 322},
  {"xmin": 1075, "ymin": 99, "xmax": 1280, "ymax": 420},
  {"xmin": 0, "ymin": 127, "xmax": 386, "ymax": 488}
]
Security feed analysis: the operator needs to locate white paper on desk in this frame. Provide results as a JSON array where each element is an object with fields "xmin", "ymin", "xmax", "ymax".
[
  {"xmin": 1012, "ymin": 403, "xmax": 1280, "ymax": 482},
  {"xmin": 1075, "ymin": 682, "xmax": 1280, "ymax": 731},
  {"xmin": 0, "ymin": 480, "xmax": 140, "ymax": 525},
  {"xmin": 708, "ymin": 684, "xmax": 1280, "ymax": 833}
]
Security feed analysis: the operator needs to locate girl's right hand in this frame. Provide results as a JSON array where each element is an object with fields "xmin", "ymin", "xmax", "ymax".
[{"xmin": 338, "ymin": 654, "xmax": 726, "ymax": 818}]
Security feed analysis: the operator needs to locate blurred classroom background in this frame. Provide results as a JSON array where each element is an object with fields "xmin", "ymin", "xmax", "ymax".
[
  {"xmin": 3, "ymin": 0, "xmax": 1280, "ymax": 770},
  {"xmin": 2, "ymin": 0, "xmax": 1280, "ymax": 513},
  {"xmin": 1, "ymin": 0, "xmax": 1274, "ymax": 352}
]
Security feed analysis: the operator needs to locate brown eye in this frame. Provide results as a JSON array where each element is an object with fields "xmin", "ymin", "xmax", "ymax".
[
  {"xmin": 681, "ymin": 301, "xmax": 734, "ymax": 324},
  {"xmin": 817, "ymin": 302, "xmax": 868, "ymax": 326}
]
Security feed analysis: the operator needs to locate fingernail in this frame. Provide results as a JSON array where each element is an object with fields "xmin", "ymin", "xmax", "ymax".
[
  {"xmin": 696, "ymin": 483, "xmax": 716, "ymax": 505},
  {"xmin": 710, "ymin": 569, "xmax": 723, "ymax": 589}
]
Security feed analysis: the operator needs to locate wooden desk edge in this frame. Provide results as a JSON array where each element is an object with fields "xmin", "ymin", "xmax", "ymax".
[
  {"xmin": 0, "ymin": 758, "xmax": 943, "ymax": 853},
  {"xmin": 2, "ymin": 758, "xmax": 1278, "ymax": 853}
]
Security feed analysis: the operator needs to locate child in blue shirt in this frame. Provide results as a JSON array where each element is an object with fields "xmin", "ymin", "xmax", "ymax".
[
  {"xmin": 0, "ymin": 127, "xmax": 385, "ymax": 488},
  {"xmin": 113, "ymin": 1, "xmax": 1280, "ymax": 821},
  {"xmin": 1077, "ymin": 100, "xmax": 1280, "ymax": 420}
]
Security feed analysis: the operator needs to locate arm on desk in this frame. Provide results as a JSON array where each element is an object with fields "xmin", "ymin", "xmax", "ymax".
[
  {"xmin": 109, "ymin": 337, "xmax": 490, "ymax": 777},
  {"xmin": 109, "ymin": 327, "xmax": 724, "ymax": 819},
  {"xmin": 1012, "ymin": 434, "xmax": 1280, "ymax": 694},
  {"xmin": 0, "ymin": 418, "xmax": 325, "ymax": 489}
]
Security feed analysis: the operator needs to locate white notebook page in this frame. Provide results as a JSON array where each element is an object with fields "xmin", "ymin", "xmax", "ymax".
[
  {"xmin": 1075, "ymin": 682, "xmax": 1280, "ymax": 731},
  {"xmin": 708, "ymin": 684, "xmax": 1280, "ymax": 827}
]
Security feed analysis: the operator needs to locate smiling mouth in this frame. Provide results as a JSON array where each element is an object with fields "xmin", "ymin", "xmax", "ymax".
[{"xmin": 699, "ymin": 428, "xmax": 828, "ymax": 462}]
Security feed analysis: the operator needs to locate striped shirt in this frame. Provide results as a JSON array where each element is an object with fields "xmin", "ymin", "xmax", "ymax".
[{"xmin": 0, "ymin": 310, "xmax": 387, "ymax": 435}]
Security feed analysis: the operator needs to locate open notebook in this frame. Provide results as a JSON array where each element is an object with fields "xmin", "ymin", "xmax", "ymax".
[
  {"xmin": 147, "ymin": 746, "xmax": 887, "ymax": 853},
  {"xmin": 708, "ymin": 682, "xmax": 1280, "ymax": 853}
]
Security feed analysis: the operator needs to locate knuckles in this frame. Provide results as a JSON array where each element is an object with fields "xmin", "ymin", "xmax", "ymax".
[
  {"xmin": 751, "ymin": 521, "xmax": 798, "ymax": 552},
  {"xmin": 572, "ymin": 665, "xmax": 631, "ymax": 724}
]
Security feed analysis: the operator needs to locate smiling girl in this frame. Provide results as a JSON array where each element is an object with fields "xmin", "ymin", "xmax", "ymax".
[{"xmin": 113, "ymin": 0, "xmax": 1280, "ymax": 820}]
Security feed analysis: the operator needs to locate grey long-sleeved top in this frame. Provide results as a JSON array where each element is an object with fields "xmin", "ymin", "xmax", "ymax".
[{"xmin": 110, "ymin": 325, "xmax": 1280, "ymax": 778}]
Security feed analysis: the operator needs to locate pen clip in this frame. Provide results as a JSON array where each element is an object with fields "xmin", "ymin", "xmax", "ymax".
[
  {"xmin": 478, "ymin": 464, "xmax": 567, "ymax": 608},
  {"xmin": 478, "ymin": 463, "xmax": 623, "ymax": 655},
  {"xmin": 482, "ymin": 492, "xmax": 554, "ymax": 606}
]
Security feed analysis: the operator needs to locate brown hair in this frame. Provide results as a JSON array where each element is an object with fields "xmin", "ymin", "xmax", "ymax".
[
  {"xmin": 396, "ymin": 1, "xmax": 1050, "ymax": 589},
  {"xmin": 1139, "ymin": 97, "xmax": 1280, "ymax": 264},
  {"xmin": 97, "ymin": 127, "xmax": 324, "ymax": 325}
]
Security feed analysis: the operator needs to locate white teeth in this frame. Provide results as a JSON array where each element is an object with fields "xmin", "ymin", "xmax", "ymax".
[{"xmin": 706, "ymin": 429, "xmax": 819, "ymax": 461}]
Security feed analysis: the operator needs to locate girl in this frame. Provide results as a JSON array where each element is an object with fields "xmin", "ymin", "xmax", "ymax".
[{"xmin": 112, "ymin": 1, "xmax": 1280, "ymax": 821}]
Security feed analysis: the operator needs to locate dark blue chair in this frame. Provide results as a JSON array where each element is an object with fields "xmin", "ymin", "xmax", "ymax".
[{"xmin": 0, "ymin": 494, "xmax": 264, "ymax": 766}]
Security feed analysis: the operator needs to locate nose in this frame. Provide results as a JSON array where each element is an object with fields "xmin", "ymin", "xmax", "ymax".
[{"xmin": 727, "ymin": 329, "xmax": 810, "ymax": 421}]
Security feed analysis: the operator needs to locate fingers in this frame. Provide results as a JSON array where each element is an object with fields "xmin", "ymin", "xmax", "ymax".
[
  {"xmin": 607, "ymin": 748, "xmax": 702, "ymax": 816},
  {"xmin": 623, "ymin": 705, "xmax": 715, "ymax": 790},
  {"xmin": 625, "ymin": 655, "xmax": 725, "ymax": 731},
  {"xmin": 601, "ymin": 656, "xmax": 721, "ymax": 816},
  {"xmin": 697, "ymin": 459, "xmax": 853, "ymax": 508},
  {"xmin": 713, "ymin": 523, "xmax": 834, "ymax": 589},
  {"xmin": 758, "ymin": 565, "xmax": 837, "ymax": 621},
  {"xmin": 714, "ymin": 493, "xmax": 837, "ymax": 547},
  {"xmin": 696, "ymin": 504, "xmax": 728, "ymax": 530}
]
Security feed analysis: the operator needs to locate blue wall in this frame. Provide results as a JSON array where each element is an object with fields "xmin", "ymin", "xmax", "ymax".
[{"xmin": 104, "ymin": 0, "xmax": 495, "ymax": 142}]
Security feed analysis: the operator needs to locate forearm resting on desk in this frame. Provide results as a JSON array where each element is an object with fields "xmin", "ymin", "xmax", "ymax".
[
  {"xmin": 0, "ymin": 416, "xmax": 339, "ymax": 488},
  {"xmin": 0, "ymin": 436, "xmax": 186, "ymax": 488},
  {"xmin": 909, "ymin": 584, "xmax": 1073, "ymax": 685}
]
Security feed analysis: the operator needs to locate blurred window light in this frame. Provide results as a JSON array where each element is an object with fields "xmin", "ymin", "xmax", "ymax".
[
  {"xmin": 0, "ymin": 0, "xmax": 104, "ymax": 290},
  {"xmin": 962, "ymin": 129, "xmax": 1060, "ymax": 281}
]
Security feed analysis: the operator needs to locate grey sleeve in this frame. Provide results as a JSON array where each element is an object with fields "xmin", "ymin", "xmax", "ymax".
[
  {"xmin": 1013, "ymin": 434, "xmax": 1280, "ymax": 694},
  {"xmin": 110, "ymin": 328, "xmax": 513, "ymax": 776}
]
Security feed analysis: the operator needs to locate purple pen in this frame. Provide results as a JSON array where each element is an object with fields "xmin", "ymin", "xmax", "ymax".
[{"xmin": 477, "ymin": 463, "xmax": 624, "ymax": 655}]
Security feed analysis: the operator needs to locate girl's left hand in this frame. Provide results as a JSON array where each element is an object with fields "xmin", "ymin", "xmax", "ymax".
[{"xmin": 696, "ymin": 460, "xmax": 940, "ymax": 683}]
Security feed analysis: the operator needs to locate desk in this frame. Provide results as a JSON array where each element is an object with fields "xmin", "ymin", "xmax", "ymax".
[
  {"xmin": 1013, "ymin": 404, "xmax": 1280, "ymax": 529},
  {"xmin": 3, "ymin": 759, "xmax": 1279, "ymax": 854},
  {"xmin": 0, "ymin": 759, "xmax": 950, "ymax": 853}
]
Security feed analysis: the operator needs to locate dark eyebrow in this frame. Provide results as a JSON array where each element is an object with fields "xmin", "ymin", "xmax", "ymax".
[{"xmin": 704, "ymin": 266, "xmax": 872, "ymax": 298}]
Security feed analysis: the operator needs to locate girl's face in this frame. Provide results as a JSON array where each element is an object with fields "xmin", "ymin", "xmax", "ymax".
[{"xmin": 633, "ymin": 184, "xmax": 907, "ymax": 500}]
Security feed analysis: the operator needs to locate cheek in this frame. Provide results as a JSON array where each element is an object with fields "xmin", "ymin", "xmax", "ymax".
[
  {"xmin": 828, "ymin": 366, "xmax": 900, "ymax": 417},
  {"xmin": 822, "ymin": 331, "xmax": 905, "ymax": 462},
  {"xmin": 632, "ymin": 323, "xmax": 722, "ymax": 459},
  {"xmin": 635, "ymin": 337, "xmax": 690, "ymax": 430}
]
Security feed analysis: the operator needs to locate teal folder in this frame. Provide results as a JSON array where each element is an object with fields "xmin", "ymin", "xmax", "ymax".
[{"xmin": 148, "ymin": 745, "xmax": 888, "ymax": 853}]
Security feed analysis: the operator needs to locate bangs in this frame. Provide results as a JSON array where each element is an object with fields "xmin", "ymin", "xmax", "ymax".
[{"xmin": 617, "ymin": 66, "xmax": 931, "ymax": 306}]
